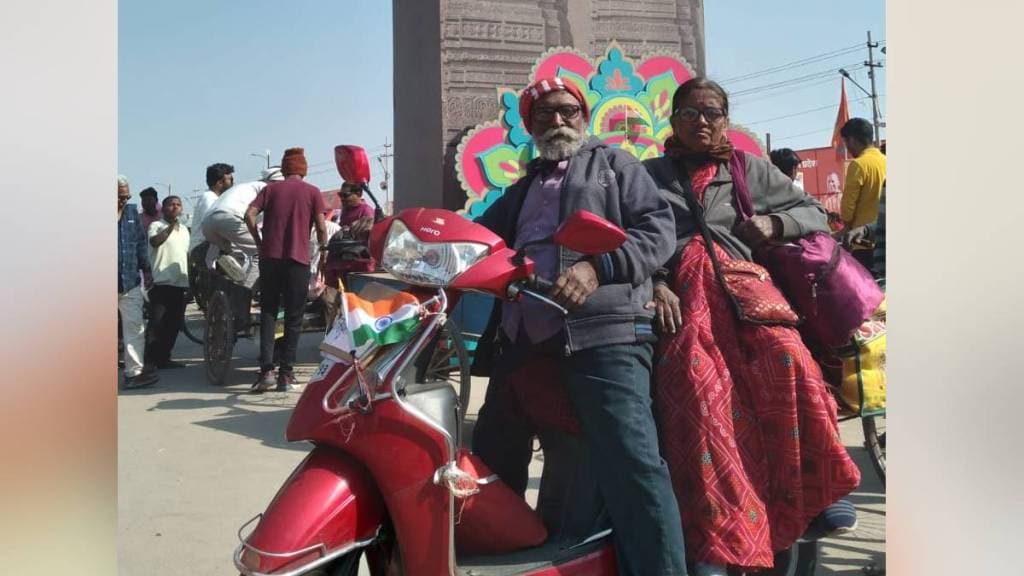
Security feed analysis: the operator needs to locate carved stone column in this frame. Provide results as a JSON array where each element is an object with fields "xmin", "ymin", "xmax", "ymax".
[{"xmin": 393, "ymin": 0, "xmax": 705, "ymax": 210}]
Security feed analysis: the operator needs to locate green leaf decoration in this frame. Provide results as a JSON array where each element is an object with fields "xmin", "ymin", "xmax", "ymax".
[{"xmin": 478, "ymin": 143, "xmax": 532, "ymax": 189}]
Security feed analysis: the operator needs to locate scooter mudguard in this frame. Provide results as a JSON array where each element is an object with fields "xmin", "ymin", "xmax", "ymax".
[{"xmin": 236, "ymin": 445, "xmax": 385, "ymax": 575}]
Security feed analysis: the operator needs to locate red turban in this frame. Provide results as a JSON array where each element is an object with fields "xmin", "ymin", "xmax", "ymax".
[
  {"xmin": 518, "ymin": 77, "xmax": 590, "ymax": 134},
  {"xmin": 281, "ymin": 147, "xmax": 308, "ymax": 177}
]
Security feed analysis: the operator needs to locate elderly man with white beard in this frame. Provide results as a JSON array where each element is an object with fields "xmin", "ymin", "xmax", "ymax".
[{"xmin": 471, "ymin": 77, "xmax": 686, "ymax": 575}]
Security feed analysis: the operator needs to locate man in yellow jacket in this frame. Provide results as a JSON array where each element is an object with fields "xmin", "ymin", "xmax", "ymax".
[{"xmin": 839, "ymin": 117, "xmax": 886, "ymax": 269}]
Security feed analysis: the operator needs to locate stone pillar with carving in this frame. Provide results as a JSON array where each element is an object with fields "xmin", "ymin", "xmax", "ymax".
[{"xmin": 393, "ymin": 0, "xmax": 705, "ymax": 211}]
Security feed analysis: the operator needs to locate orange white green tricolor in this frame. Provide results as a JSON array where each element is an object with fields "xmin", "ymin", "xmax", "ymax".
[{"xmin": 343, "ymin": 291, "xmax": 422, "ymax": 347}]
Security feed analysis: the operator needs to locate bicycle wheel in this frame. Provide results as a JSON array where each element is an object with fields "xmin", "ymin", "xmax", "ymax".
[
  {"xmin": 180, "ymin": 299, "xmax": 204, "ymax": 345},
  {"xmin": 188, "ymin": 243, "xmax": 210, "ymax": 311},
  {"xmin": 862, "ymin": 411, "xmax": 886, "ymax": 486},
  {"xmin": 204, "ymin": 290, "xmax": 235, "ymax": 386},
  {"xmin": 414, "ymin": 319, "xmax": 471, "ymax": 420}
]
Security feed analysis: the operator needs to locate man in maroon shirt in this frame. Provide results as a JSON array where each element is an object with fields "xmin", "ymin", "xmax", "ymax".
[
  {"xmin": 245, "ymin": 147, "xmax": 328, "ymax": 391},
  {"xmin": 337, "ymin": 182, "xmax": 376, "ymax": 228}
]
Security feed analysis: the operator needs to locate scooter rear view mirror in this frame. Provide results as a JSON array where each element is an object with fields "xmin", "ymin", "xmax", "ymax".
[
  {"xmin": 334, "ymin": 145, "xmax": 371, "ymax": 184},
  {"xmin": 335, "ymin": 144, "xmax": 386, "ymax": 223},
  {"xmin": 552, "ymin": 209, "xmax": 627, "ymax": 255}
]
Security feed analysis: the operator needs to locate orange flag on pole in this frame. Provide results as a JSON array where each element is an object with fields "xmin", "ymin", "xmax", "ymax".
[{"xmin": 832, "ymin": 79, "xmax": 850, "ymax": 160}]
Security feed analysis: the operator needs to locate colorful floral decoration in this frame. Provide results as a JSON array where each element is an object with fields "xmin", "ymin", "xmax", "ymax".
[{"xmin": 456, "ymin": 41, "xmax": 767, "ymax": 219}]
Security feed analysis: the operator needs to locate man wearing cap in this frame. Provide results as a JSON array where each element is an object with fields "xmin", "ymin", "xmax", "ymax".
[
  {"xmin": 118, "ymin": 175, "xmax": 159, "ymax": 388},
  {"xmin": 472, "ymin": 77, "xmax": 686, "ymax": 575},
  {"xmin": 245, "ymin": 148, "xmax": 328, "ymax": 392},
  {"xmin": 203, "ymin": 166, "xmax": 285, "ymax": 286}
]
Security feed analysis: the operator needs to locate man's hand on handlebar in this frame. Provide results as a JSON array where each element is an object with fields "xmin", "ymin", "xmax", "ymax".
[{"xmin": 550, "ymin": 261, "xmax": 599, "ymax": 309}]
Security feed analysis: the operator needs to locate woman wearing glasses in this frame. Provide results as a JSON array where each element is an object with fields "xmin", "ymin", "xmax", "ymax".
[{"xmin": 642, "ymin": 78, "xmax": 861, "ymax": 576}]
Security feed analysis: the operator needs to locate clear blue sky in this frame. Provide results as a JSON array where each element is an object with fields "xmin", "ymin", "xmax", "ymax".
[
  {"xmin": 118, "ymin": 0, "xmax": 394, "ymax": 213},
  {"xmin": 119, "ymin": 1, "xmax": 883, "ymax": 211},
  {"xmin": 705, "ymin": 1, "xmax": 886, "ymax": 151}
]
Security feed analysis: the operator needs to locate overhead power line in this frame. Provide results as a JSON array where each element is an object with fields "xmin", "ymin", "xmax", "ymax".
[
  {"xmin": 729, "ymin": 61, "xmax": 866, "ymax": 97},
  {"xmin": 773, "ymin": 127, "xmax": 835, "ymax": 143},
  {"xmin": 743, "ymin": 95, "xmax": 874, "ymax": 127},
  {"xmin": 719, "ymin": 43, "xmax": 863, "ymax": 85},
  {"xmin": 719, "ymin": 39, "xmax": 885, "ymax": 86},
  {"xmin": 732, "ymin": 76, "xmax": 841, "ymax": 106}
]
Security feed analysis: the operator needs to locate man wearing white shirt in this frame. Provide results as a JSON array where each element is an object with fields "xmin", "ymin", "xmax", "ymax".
[
  {"xmin": 146, "ymin": 196, "xmax": 191, "ymax": 369},
  {"xmin": 189, "ymin": 162, "xmax": 234, "ymax": 267},
  {"xmin": 203, "ymin": 166, "xmax": 284, "ymax": 284}
]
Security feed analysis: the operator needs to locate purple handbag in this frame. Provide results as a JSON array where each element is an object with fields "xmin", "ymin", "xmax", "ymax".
[{"xmin": 730, "ymin": 152, "xmax": 884, "ymax": 348}]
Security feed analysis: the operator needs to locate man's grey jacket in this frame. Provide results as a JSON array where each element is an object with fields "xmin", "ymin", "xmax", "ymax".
[{"xmin": 475, "ymin": 136, "xmax": 675, "ymax": 354}]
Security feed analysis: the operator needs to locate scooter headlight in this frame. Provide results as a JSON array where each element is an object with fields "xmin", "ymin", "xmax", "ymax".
[{"xmin": 381, "ymin": 221, "xmax": 489, "ymax": 287}]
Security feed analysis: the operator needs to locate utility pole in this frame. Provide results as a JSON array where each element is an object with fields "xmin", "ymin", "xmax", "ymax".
[
  {"xmin": 186, "ymin": 187, "xmax": 204, "ymax": 227},
  {"xmin": 865, "ymin": 31, "xmax": 884, "ymax": 147},
  {"xmin": 376, "ymin": 138, "xmax": 394, "ymax": 214}
]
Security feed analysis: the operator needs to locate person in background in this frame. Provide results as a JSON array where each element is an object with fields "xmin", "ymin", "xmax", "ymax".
[
  {"xmin": 145, "ymin": 196, "xmax": 191, "ymax": 369},
  {"xmin": 310, "ymin": 210, "xmax": 343, "ymax": 328},
  {"xmin": 337, "ymin": 182, "xmax": 376, "ymax": 228},
  {"xmin": 189, "ymin": 162, "xmax": 235, "ymax": 269},
  {"xmin": 118, "ymin": 175, "xmax": 158, "ymax": 389},
  {"xmin": 139, "ymin": 186, "xmax": 161, "ymax": 231},
  {"xmin": 838, "ymin": 118, "xmax": 886, "ymax": 270},
  {"xmin": 202, "ymin": 166, "xmax": 285, "ymax": 286},
  {"xmin": 769, "ymin": 147, "xmax": 803, "ymax": 186},
  {"xmin": 245, "ymin": 148, "xmax": 327, "ymax": 392}
]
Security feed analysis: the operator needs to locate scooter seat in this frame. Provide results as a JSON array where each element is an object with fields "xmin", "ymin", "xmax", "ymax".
[{"xmin": 456, "ymin": 531, "xmax": 612, "ymax": 575}]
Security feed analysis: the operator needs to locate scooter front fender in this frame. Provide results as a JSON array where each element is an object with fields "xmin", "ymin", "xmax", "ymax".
[{"xmin": 235, "ymin": 445, "xmax": 386, "ymax": 575}]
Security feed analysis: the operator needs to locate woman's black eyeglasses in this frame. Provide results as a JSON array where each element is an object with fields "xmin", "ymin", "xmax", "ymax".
[{"xmin": 672, "ymin": 107, "xmax": 727, "ymax": 123}]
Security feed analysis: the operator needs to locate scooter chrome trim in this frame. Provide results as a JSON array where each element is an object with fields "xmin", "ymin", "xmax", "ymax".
[
  {"xmin": 383, "ymin": 289, "xmax": 459, "ymax": 576},
  {"xmin": 568, "ymin": 528, "xmax": 614, "ymax": 550},
  {"xmin": 233, "ymin": 514, "xmax": 379, "ymax": 576},
  {"xmin": 321, "ymin": 338, "xmax": 407, "ymax": 415}
]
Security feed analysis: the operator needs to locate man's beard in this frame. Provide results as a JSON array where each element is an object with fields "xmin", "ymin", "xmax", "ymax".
[{"xmin": 535, "ymin": 126, "xmax": 585, "ymax": 161}]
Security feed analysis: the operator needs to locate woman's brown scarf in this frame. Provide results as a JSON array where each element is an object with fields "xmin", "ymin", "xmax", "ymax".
[{"xmin": 663, "ymin": 134, "xmax": 734, "ymax": 164}]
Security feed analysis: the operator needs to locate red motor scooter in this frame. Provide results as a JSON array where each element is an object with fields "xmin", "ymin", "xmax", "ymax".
[{"xmin": 233, "ymin": 206, "xmax": 632, "ymax": 576}]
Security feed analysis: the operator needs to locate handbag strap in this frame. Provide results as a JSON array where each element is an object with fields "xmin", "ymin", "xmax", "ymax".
[
  {"xmin": 729, "ymin": 150, "xmax": 755, "ymax": 221},
  {"xmin": 675, "ymin": 164, "xmax": 748, "ymax": 320}
]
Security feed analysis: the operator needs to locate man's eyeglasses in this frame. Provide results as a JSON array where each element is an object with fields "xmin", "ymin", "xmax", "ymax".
[
  {"xmin": 673, "ymin": 106, "xmax": 727, "ymax": 123},
  {"xmin": 533, "ymin": 104, "xmax": 582, "ymax": 122}
]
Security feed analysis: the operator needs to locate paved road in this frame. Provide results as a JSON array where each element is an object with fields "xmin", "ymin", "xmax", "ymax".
[{"xmin": 118, "ymin": 308, "xmax": 884, "ymax": 575}]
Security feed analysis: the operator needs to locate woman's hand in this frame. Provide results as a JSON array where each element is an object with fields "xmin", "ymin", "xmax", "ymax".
[
  {"xmin": 734, "ymin": 215, "xmax": 781, "ymax": 248},
  {"xmin": 645, "ymin": 282, "xmax": 682, "ymax": 334}
]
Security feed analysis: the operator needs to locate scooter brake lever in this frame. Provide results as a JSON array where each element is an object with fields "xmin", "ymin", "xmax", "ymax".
[{"xmin": 520, "ymin": 289, "xmax": 569, "ymax": 316}]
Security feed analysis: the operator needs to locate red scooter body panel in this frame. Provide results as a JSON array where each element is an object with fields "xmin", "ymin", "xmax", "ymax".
[
  {"xmin": 241, "ymin": 446, "xmax": 385, "ymax": 574},
  {"xmin": 395, "ymin": 208, "xmax": 506, "ymax": 249},
  {"xmin": 286, "ymin": 355, "xmax": 454, "ymax": 576}
]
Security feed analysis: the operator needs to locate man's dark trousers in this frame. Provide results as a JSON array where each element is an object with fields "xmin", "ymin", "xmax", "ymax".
[
  {"xmin": 474, "ymin": 340, "xmax": 687, "ymax": 576},
  {"xmin": 144, "ymin": 285, "xmax": 188, "ymax": 365},
  {"xmin": 258, "ymin": 257, "xmax": 309, "ymax": 375}
]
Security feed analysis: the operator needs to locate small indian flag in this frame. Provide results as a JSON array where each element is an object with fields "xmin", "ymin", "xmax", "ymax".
[{"xmin": 344, "ymin": 291, "xmax": 422, "ymax": 347}]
